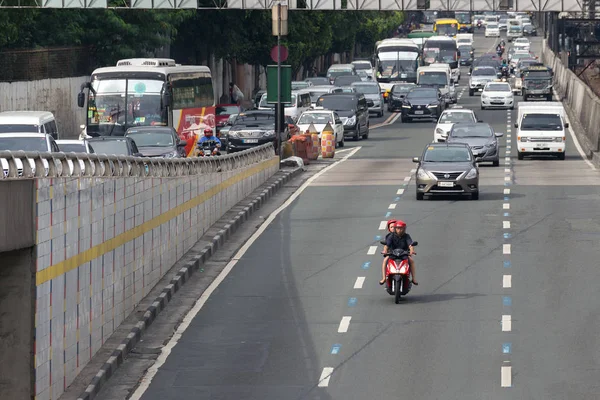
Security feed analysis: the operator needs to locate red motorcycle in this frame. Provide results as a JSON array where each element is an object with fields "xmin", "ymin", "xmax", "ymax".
[{"xmin": 383, "ymin": 242, "xmax": 418, "ymax": 304}]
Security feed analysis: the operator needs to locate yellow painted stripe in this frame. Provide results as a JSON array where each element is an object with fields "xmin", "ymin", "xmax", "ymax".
[{"xmin": 36, "ymin": 157, "xmax": 278, "ymax": 286}]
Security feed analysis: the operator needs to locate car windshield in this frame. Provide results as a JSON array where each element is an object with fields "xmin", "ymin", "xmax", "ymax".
[
  {"xmin": 216, "ymin": 105, "xmax": 239, "ymax": 115},
  {"xmin": 126, "ymin": 131, "xmax": 174, "ymax": 147},
  {"xmin": 0, "ymin": 137, "xmax": 48, "ymax": 151},
  {"xmin": 316, "ymin": 97, "xmax": 356, "ymax": 111},
  {"xmin": 292, "ymin": 82, "xmax": 310, "ymax": 90},
  {"xmin": 392, "ymin": 85, "xmax": 414, "ymax": 93},
  {"xmin": 419, "ymin": 72, "xmax": 447, "ymax": 86},
  {"xmin": 297, "ymin": 113, "xmax": 334, "ymax": 125},
  {"xmin": 0, "ymin": 124, "xmax": 39, "ymax": 133},
  {"xmin": 232, "ymin": 114, "xmax": 275, "ymax": 128},
  {"xmin": 90, "ymin": 140, "xmax": 129, "ymax": 155},
  {"xmin": 458, "ymin": 46, "xmax": 471, "ymax": 53},
  {"xmin": 423, "ymin": 146, "xmax": 472, "ymax": 162},
  {"xmin": 473, "ymin": 68, "xmax": 496, "ymax": 76},
  {"xmin": 512, "ymin": 53, "xmax": 530, "ymax": 60},
  {"xmin": 335, "ymin": 76, "xmax": 361, "ymax": 85},
  {"xmin": 353, "ymin": 62, "xmax": 371, "ymax": 70},
  {"xmin": 488, "ymin": 24, "xmax": 499, "ymax": 29},
  {"xmin": 327, "ymin": 69, "xmax": 353, "ymax": 78},
  {"xmin": 259, "ymin": 94, "xmax": 297, "ymax": 109},
  {"xmin": 58, "ymin": 143, "xmax": 86, "ymax": 152},
  {"xmin": 524, "ymin": 71, "xmax": 551, "ymax": 78},
  {"xmin": 306, "ymin": 77, "xmax": 329, "ymax": 85},
  {"xmin": 407, "ymin": 89, "xmax": 437, "ymax": 99},
  {"xmin": 437, "ymin": 24, "xmax": 458, "ymax": 36},
  {"xmin": 520, "ymin": 114, "xmax": 563, "ymax": 131},
  {"xmin": 308, "ymin": 90, "xmax": 331, "ymax": 102},
  {"xmin": 439, "ymin": 112, "xmax": 475, "ymax": 124},
  {"xmin": 451, "ymin": 125, "xmax": 493, "ymax": 137},
  {"xmin": 352, "ymin": 84, "xmax": 379, "ymax": 94},
  {"xmin": 486, "ymin": 84, "xmax": 511, "ymax": 92}
]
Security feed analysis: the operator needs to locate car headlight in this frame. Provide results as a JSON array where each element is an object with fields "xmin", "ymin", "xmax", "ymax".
[
  {"xmin": 427, "ymin": 103, "xmax": 439, "ymax": 108},
  {"xmin": 554, "ymin": 137, "xmax": 565, "ymax": 142},
  {"xmin": 519, "ymin": 136, "xmax": 529, "ymax": 142},
  {"xmin": 264, "ymin": 130, "xmax": 276, "ymax": 137},
  {"xmin": 485, "ymin": 142, "xmax": 497, "ymax": 148},
  {"xmin": 465, "ymin": 168, "xmax": 478, "ymax": 179},
  {"xmin": 228, "ymin": 131, "xmax": 240, "ymax": 138},
  {"xmin": 417, "ymin": 169, "xmax": 434, "ymax": 180},
  {"xmin": 435, "ymin": 128, "xmax": 445, "ymax": 135},
  {"xmin": 481, "ymin": 94, "xmax": 488, "ymax": 99},
  {"xmin": 163, "ymin": 151, "xmax": 179, "ymax": 158},
  {"xmin": 344, "ymin": 116, "xmax": 356, "ymax": 126},
  {"xmin": 402, "ymin": 104, "xmax": 411, "ymax": 108}
]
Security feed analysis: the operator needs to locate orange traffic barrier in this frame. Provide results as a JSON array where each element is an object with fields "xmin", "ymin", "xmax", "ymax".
[
  {"xmin": 321, "ymin": 122, "xmax": 335, "ymax": 158},
  {"xmin": 290, "ymin": 135, "xmax": 311, "ymax": 164},
  {"xmin": 281, "ymin": 140, "xmax": 294, "ymax": 159},
  {"xmin": 302, "ymin": 130, "xmax": 318, "ymax": 160}
]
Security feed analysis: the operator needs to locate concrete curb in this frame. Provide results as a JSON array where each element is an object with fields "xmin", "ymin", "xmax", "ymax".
[{"xmin": 76, "ymin": 166, "xmax": 303, "ymax": 400}]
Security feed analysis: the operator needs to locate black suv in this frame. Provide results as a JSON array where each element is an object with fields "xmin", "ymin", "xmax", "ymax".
[{"xmin": 316, "ymin": 93, "xmax": 372, "ymax": 140}]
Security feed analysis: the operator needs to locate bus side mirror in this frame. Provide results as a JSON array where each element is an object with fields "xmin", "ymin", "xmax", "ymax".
[
  {"xmin": 77, "ymin": 92, "xmax": 85, "ymax": 108},
  {"xmin": 162, "ymin": 92, "xmax": 172, "ymax": 108}
]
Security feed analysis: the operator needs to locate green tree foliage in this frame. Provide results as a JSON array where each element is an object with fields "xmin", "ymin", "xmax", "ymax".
[{"xmin": 0, "ymin": 8, "xmax": 403, "ymax": 74}]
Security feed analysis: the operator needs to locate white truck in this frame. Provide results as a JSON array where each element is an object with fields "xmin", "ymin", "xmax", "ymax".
[
  {"xmin": 507, "ymin": 18, "xmax": 523, "ymax": 42},
  {"xmin": 417, "ymin": 65, "xmax": 457, "ymax": 104},
  {"xmin": 515, "ymin": 102, "xmax": 568, "ymax": 160},
  {"xmin": 456, "ymin": 33, "xmax": 474, "ymax": 47}
]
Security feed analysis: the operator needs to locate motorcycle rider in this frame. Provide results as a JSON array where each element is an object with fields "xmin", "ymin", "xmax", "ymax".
[
  {"xmin": 501, "ymin": 58, "xmax": 509, "ymax": 76},
  {"xmin": 379, "ymin": 220, "xmax": 418, "ymax": 286},
  {"xmin": 198, "ymin": 128, "xmax": 222, "ymax": 155},
  {"xmin": 496, "ymin": 44, "xmax": 503, "ymax": 55}
]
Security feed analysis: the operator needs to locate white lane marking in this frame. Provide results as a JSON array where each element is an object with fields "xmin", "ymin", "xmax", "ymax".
[
  {"xmin": 388, "ymin": 203, "xmax": 397, "ymax": 209},
  {"xmin": 367, "ymin": 246, "xmax": 378, "ymax": 255},
  {"xmin": 507, "ymin": 134, "xmax": 512, "ymax": 138},
  {"xmin": 397, "ymin": 188, "xmax": 405, "ymax": 195},
  {"xmin": 505, "ymin": 151, "xmax": 511, "ymax": 154},
  {"xmin": 504, "ymin": 176, "xmax": 511, "ymax": 182},
  {"xmin": 507, "ymin": 139, "xmax": 511, "ymax": 143},
  {"xmin": 338, "ymin": 316, "xmax": 352, "ymax": 333},
  {"xmin": 354, "ymin": 277, "xmax": 365, "ymax": 289},
  {"xmin": 501, "ymin": 366, "xmax": 512, "ymax": 387},
  {"xmin": 503, "ymin": 203, "xmax": 510, "ymax": 209},
  {"xmin": 502, "ymin": 315, "xmax": 512, "ymax": 332},
  {"xmin": 504, "ymin": 168, "xmax": 510, "ymax": 173},
  {"xmin": 318, "ymin": 367, "xmax": 334, "ymax": 387},
  {"xmin": 554, "ymin": 91, "xmax": 596, "ymax": 170},
  {"xmin": 403, "ymin": 176, "xmax": 411, "ymax": 182},
  {"xmin": 503, "ymin": 244, "xmax": 511, "ymax": 254},
  {"xmin": 503, "ymin": 275, "xmax": 512, "ymax": 288},
  {"xmin": 128, "ymin": 147, "xmax": 363, "ymax": 399},
  {"xmin": 410, "ymin": 168, "xmax": 416, "ymax": 173},
  {"xmin": 503, "ymin": 221, "xmax": 511, "ymax": 229},
  {"xmin": 389, "ymin": 112, "xmax": 402, "ymax": 125},
  {"xmin": 504, "ymin": 188, "xmax": 510, "ymax": 194},
  {"xmin": 379, "ymin": 221, "xmax": 387, "ymax": 230}
]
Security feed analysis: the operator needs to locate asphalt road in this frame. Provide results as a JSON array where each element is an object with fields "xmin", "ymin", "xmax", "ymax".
[{"xmin": 96, "ymin": 32, "xmax": 600, "ymax": 400}]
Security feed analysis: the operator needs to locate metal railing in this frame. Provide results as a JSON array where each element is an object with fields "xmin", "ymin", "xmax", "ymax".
[{"xmin": 0, "ymin": 143, "xmax": 275, "ymax": 179}]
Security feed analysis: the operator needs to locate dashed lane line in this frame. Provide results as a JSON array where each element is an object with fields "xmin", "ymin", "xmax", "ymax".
[{"xmin": 338, "ymin": 316, "xmax": 352, "ymax": 333}]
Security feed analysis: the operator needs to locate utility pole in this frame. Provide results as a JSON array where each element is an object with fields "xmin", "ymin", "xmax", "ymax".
[{"xmin": 272, "ymin": 1, "xmax": 288, "ymax": 160}]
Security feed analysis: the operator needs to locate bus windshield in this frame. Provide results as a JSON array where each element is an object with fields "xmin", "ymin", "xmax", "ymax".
[
  {"xmin": 423, "ymin": 47, "xmax": 456, "ymax": 65},
  {"xmin": 87, "ymin": 78, "xmax": 166, "ymax": 136},
  {"xmin": 436, "ymin": 24, "xmax": 458, "ymax": 36}
]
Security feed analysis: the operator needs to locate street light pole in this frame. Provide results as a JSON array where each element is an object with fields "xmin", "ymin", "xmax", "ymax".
[{"xmin": 277, "ymin": 3, "xmax": 282, "ymax": 160}]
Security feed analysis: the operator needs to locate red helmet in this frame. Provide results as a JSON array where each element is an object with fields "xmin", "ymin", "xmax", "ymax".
[
  {"xmin": 386, "ymin": 219, "xmax": 397, "ymax": 231},
  {"xmin": 204, "ymin": 128, "xmax": 213, "ymax": 137},
  {"xmin": 395, "ymin": 220, "xmax": 407, "ymax": 228}
]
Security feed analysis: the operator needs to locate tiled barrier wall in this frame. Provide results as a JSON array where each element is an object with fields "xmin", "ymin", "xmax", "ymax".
[
  {"xmin": 541, "ymin": 41, "xmax": 600, "ymax": 153},
  {"xmin": 31, "ymin": 150, "xmax": 279, "ymax": 400}
]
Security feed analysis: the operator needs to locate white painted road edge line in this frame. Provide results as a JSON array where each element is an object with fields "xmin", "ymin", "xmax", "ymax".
[
  {"xmin": 501, "ymin": 366, "xmax": 512, "ymax": 387},
  {"xmin": 504, "ymin": 188, "xmax": 511, "ymax": 194},
  {"xmin": 388, "ymin": 203, "xmax": 397, "ymax": 209},
  {"xmin": 502, "ymin": 315, "xmax": 512, "ymax": 332},
  {"xmin": 127, "ymin": 147, "xmax": 363, "ymax": 399},
  {"xmin": 403, "ymin": 176, "xmax": 411, "ymax": 182},
  {"xmin": 367, "ymin": 246, "xmax": 378, "ymax": 255},
  {"xmin": 354, "ymin": 277, "xmax": 365, "ymax": 289},
  {"xmin": 397, "ymin": 188, "xmax": 405, "ymax": 195},
  {"xmin": 338, "ymin": 316, "xmax": 352, "ymax": 333},
  {"xmin": 503, "ymin": 203, "xmax": 510, "ymax": 209},
  {"xmin": 503, "ymin": 275, "xmax": 512, "ymax": 288},
  {"xmin": 318, "ymin": 367, "xmax": 334, "ymax": 387},
  {"xmin": 503, "ymin": 244, "xmax": 511, "ymax": 254},
  {"xmin": 503, "ymin": 221, "xmax": 511, "ymax": 229},
  {"xmin": 379, "ymin": 221, "xmax": 387, "ymax": 230}
]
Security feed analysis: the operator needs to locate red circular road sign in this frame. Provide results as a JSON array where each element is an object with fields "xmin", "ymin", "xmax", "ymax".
[{"xmin": 271, "ymin": 45, "xmax": 288, "ymax": 62}]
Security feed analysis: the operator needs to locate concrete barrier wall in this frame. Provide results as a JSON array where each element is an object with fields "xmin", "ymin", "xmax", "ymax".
[
  {"xmin": 0, "ymin": 145, "xmax": 279, "ymax": 400},
  {"xmin": 541, "ymin": 42, "xmax": 600, "ymax": 154}
]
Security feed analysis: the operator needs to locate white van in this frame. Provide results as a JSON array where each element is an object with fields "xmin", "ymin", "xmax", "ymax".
[
  {"xmin": 326, "ymin": 64, "xmax": 357, "ymax": 84},
  {"xmin": 0, "ymin": 111, "xmax": 60, "ymax": 139},
  {"xmin": 515, "ymin": 102, "xmax": 568, "ymax": 160},
  {"xmin": 419, "ymin": 64, "xmax": 457, "ymax": 103},
  {"xmin": 257, "ymin": 90, "xmax": 312, "ymax": 122}
]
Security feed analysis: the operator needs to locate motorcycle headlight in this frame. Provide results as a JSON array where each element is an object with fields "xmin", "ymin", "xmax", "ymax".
[
  {"xmin": 344, "ymin": 116, "xmax": 356, "ymax": 126},
  {"xmin": 417, "ymin": 168, "xmax": 434, "ymax": 180},
  {"xmin": 465, "ymin": 168, "xmax": 478, "ymax": 179}
]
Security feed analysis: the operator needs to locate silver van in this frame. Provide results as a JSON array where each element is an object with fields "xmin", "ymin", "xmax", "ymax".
[
  {"xmin": 0, "ymin": 111, "xmax": 60, "ymax": 139},
  {"xmin": 326, "ymin": 64, "xmax": 357, "ymax": 84}
]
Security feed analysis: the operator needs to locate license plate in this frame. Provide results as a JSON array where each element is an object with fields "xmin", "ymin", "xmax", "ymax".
[
  {"xmin": 244, "ymin": 139, "xmax": 259, "ymax": 143},
  {"xmin": 415, "ymin": 110, "xmax": 424, "ymax": 115},
  {"xmin": 535, "ymin": 143, "xmax": 549, "ymax": 148},
  {"xmin": 438, "ymin": 181, "xmax": 454, "ymax": 187}
]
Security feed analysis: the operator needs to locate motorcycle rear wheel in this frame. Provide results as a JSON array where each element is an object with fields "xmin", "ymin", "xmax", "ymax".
[{"xmin": 395, "ymin": 279, "xmax": 402, "ymax": 304}]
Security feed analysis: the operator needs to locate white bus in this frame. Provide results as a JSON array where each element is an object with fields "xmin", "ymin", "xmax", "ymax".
[
  {"xmin": 374, "ymin": 39, "xmax": 421, "ymax": 94},
  {"xmin": 77, "ymin": 58, "xmax": 215, "ymax": 157}
]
